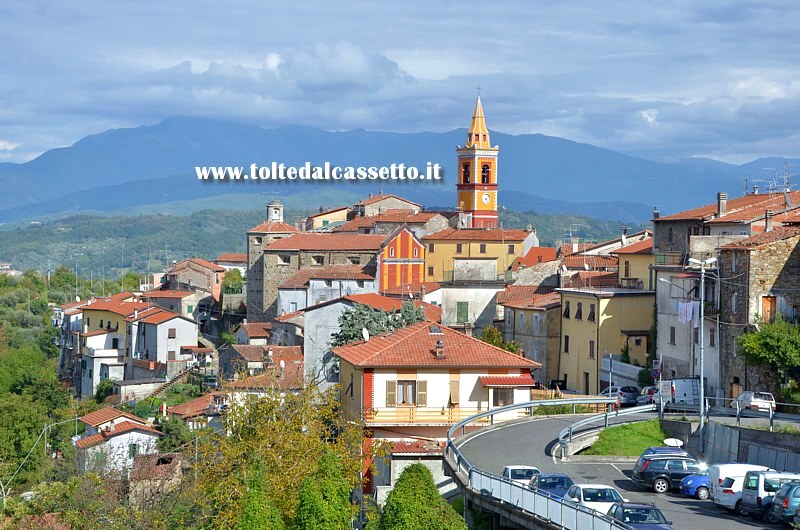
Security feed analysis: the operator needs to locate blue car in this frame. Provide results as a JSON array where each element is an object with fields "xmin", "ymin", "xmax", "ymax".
[
  {"xmin": 528, "ymin": 473, "xmax": 574, "ymax": 498},
  {"xmin": 680, "ymin": 472, "xmax": 710, "ymax": 500}
]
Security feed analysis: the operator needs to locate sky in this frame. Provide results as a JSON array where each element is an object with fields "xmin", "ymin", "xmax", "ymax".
[{"xmin": 1, "ymin": 1, "xmax": 799, "ymax": 164}]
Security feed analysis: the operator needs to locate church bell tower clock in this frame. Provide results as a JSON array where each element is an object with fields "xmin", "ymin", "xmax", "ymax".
[{"xmin": 456, "ymin": 97, "xmax": 499, "ymax": 228}]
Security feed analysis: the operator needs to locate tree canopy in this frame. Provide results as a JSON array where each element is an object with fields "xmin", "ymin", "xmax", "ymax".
[
  {"xmin": 480, "ymin": 325, "xmax": 521, "ymax": 354},
  {"xmin": 738, "ymin": 316, "xmax": 800, "ymax": 380},
  {"xmin": 330, "ymin": 302, "xmax": 425, "ymax": 348},
  {"xmin": 378, "ymin": 464, "xmax": 466, "ymax": 530}
]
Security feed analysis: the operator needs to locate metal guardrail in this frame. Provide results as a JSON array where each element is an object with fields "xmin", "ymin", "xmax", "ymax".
[{"xmin": 445, "ymin": 397, "xmax": 639, "ymax": 530}]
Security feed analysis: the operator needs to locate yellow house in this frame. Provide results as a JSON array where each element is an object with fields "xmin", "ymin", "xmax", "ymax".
[
  {"xmin": 422, "ymin": 228, "xmax": 538, "ymax": 282},
  {"xmin": 611, "ymin": 239, "xmax": 655, "ymax": 289},
  {"xmin": 303, "ymin": 206, "xmax": 350, "ymax": 231},
  {"xmin": 80, "ymin": 294, "xmax": 149, "ymax": 359},
  {"xmin": 557, "ymin": 288, "xmax": 654, "ymax": 395}
]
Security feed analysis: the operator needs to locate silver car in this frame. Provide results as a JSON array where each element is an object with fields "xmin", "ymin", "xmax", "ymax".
[
  {"xmin": 600, "ymin": 385, "xmax": 640, "ymax": 406},
  {"xmin": 637, "ymin": 385, "xmax": 660, "ymax": 405}
]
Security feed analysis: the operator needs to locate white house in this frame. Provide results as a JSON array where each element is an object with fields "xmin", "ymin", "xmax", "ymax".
[
  {"xmin": 80, "ymin": 330, "xmax": 125, "ymax": 399},
  {"xmin": 127, "ymin": 307, "xmax": 198, "ymax": 378},
  {"xmin": 234, "ymin": 321, "xmax": 273, "ymax": 345},
  {"xmin": 76, "ymin": 421, "xmax": 162, "ymax": 475},
  {"xmin": 440, "ymin": 258, "xmax": 506, "ymax": 335},
  {"xmin": 276, "ymin": 265, "xmax": 377, "ymax": 315}
]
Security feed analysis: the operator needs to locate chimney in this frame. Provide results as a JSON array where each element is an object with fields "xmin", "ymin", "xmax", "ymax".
[
  {"xmin": 753, "ymin": 185, "xmax": 759, "ymax": 194},
  {"xmin": 765, "ymin": 210, "xmax": 774, "ymax": 232},
  {"xmin": 420, "ymin": 284, "xmax": 427, "ymax": 299},
  {"xmin": 434, "ymin": 339, "xmax": 445, "ymax": 359},
  {"xmin": 109, "ymin": 422, "xmax": 116, "ymax": 433},
  {"xmin": 134, "ymin": 308, "xmax": 138, "ymax": 320},
  {"xmin": 653, "ymin": 206, "xmax": 660, "ymax": 219},
  {"xmin": 717, "ymin": 192, "xmax": 728, "ymax": 217},
  {"xmin": 622, "ymin": 226, "xmax": 628, "ymax": 237}
]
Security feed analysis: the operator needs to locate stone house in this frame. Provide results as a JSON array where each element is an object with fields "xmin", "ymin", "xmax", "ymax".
[
  {"xmin": 351, "ymin": 194, "xmax": 421, "ymax": 218},
  {"xmin": 333, "ymin": 209, "xmax": 449, "ymax": 239},
  {"xmin": 500, "ymin": 289, "xmax": 561, "ymax": 382}
]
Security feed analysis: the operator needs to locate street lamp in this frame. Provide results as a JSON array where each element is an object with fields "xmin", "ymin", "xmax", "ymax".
[{"xmin": 688, "ymin": 256, "xmax": 716, "ymax": 452}]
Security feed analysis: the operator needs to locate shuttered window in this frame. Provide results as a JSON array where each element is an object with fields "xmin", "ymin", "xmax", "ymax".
[
  {"xmin": 386, "ymin": 380, "xmax": 397, "ymax": 407},
  {"xmin": 449, "ymin": 380, "xmax": 460, "ymax": 405},
  {"xmin": 417, "ymin": 380, "xmax": 427, "ymax": 407}
]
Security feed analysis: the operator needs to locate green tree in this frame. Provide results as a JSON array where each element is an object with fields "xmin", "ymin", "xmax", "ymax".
[
  {"xmin": 157, "ymin": 417, "xmax": 194, "ymax": 453},
  {"xmin": 222, "ymin": 268, "xmax": 244, "ymax": 294},
  {"xmin": 330, "ymin": 302, "xmax": 425, "ymax": 348},
  {"xmin": 738, "ymin": 316, "xmax": 800, "ymax": 381},
  {"xmin": 294, "ymin": 451, "xmax": 353, "ymax": 530},
  {"xmin": 94, "ymin": 379, "xmax": 115, "ymax": 404},
  {"xmin": 238, "ymin": 469, "xmax": 286, "ymax": 530},
  {"xmin": 378, "ymin": 464, "xmax": 466, "ymax": 530},
  {"xmin": 479, "ymin": 325, "xmax": 521, "ymax": 354},
  {"xmin": 35, "ymin": 324, "xmax": 61, "ymax": 358},
  {"xmin": 0, "ymin": 393, "xmax": 48, "ymax": 486}
]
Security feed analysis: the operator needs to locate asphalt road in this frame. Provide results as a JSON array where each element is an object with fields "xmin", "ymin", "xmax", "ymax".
[{"xmin": 457, "ymin": 412, "xmax": 785, "ymax": 530}]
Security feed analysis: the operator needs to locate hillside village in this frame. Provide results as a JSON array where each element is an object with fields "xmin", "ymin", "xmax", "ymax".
[{"xmin": 37, "ymin": 98, "xmax": 800, "ymax": 522}]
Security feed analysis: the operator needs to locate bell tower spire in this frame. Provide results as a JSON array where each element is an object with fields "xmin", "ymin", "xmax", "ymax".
[{"xmin": 456, "ymin": 96, "xmax": 499, "ymax": 228}]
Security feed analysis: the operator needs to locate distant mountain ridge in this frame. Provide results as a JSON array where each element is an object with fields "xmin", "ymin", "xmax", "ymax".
[{"xmin": 1, "ymin": 116, "xmax": 797, "ymax": 223}]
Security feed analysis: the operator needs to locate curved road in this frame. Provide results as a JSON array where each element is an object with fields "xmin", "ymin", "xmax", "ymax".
[{"xmin": 458, "ymin": 412, "xmax": 782, "ymax": 530}]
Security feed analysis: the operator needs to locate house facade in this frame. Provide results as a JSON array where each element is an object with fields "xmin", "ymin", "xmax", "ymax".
[
  {"xmin": 376, "ymin": 227, "xmax": 426, "ymax": 293},
  {"xmin": 304, "ymin": 206, "xmax": 351, "ymax": 231},
  {"xmin": 276, "ymin": 265, "xmax": 377, "ymax": 315},
  {"xmin": 162, "ymin": 257, "xmax": 225, "ymax": 304},
  {"xmin": 352, "ymin": 194, "xmax": 420, "ymax": 218},
  {"xmin": 502, "ymin": 291, "xmax": 562, "ymax": 383},
  {"xmin": 234, "ymin": 321, "xmax": 273, "ymax": 345},
  {"xmin": 127, "ymin": 307, "xmax": 198, "ymax": 378}
]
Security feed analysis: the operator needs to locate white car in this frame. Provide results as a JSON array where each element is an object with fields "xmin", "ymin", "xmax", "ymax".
[
  {"xmin": 501, "ymin": 465, "xmax": 541, "ymax": 485},
  {"xmin": 714, "ymin": 476, "xmax": 747, "ymax": 515},
  {"xmin": 730, "ymin": 391, "xmax": 776, "ymax": 412},
  {"xmin": 565, "ymin": 483, "xmax": 628, "ymax": 514}
]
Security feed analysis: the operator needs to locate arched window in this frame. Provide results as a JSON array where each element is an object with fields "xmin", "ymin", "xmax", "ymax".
[
  {"xmin": 462, "ymin": 163, "xmax": 470, "ymax": 183},
  {"xmin": 481, "ymin": 164, "xmax": 490, "ymax": 183}
]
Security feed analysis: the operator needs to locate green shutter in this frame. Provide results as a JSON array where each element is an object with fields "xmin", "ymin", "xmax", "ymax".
[
  {"xmin": 417, "ymin": 380, "xmax": 427, "ymax": 407},
  {"xmin": 456, "ymin": 302, "xmax": 469, "ymax": 324},
  {"xmin": 386, "ymin": 381, "xmax": 397, "ymax": 407}
]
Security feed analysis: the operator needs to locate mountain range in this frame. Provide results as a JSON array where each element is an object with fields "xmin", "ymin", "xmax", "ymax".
[{"xmin": 1, "ymin": 116, "xmax": 797, "ymax": 225}]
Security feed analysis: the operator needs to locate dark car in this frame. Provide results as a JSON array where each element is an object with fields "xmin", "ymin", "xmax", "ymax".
[
  {"xmin": 768, "ymin": 481, "xmax": 800, "ymax": 523},
  {"xmin": 607, "ymin": 502, "xmax": 673, "ymax": 529},
  {"xmin": 640, "ymin": 446, "xmax": 691, "ymax": 458},
  {"xmin": 528, "ymin": 473, "xmax": 574, "ymax": 498},
  {"xmin": 632, "ymin": 455, "xmax": 707, "ymax": 493}
]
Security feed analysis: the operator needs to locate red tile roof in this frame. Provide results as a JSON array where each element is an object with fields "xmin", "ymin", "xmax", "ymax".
[
  {"xmin": 278, "ymin": 265, "xmax": 375, "ymax": 289},
  {"xmin": 167, "ymin": 393, "xmax": 223, "ymax": 419},
  {"xmin": 569, "ymin": 271, "xmax": 619, "ymax": 288},
  {"xmin": 658, "ymin": 192, "xmax": 800, "ymax": 222},
  {"xmin": 721, "ymin": 225, "xmax": 800, "ymax": 249},
  {"xmin": 274, "ymin": 310, "xmax": 304, "ymax": 322},
  {"xmin": 215, "ymin": 252, "xmax": 247, "ymax": 263},
  {"xmin": 479, "ymin": 374, "xmax": 537, "ymax": 387},
  {"xmin": 249, "ymin": 220, "xmax": 300, "ymax": 234},
  {"xmin": 81, "ymin": 329, "xmax": 112, "ymax": 338},
  {"xmin": 511, "ymin": 247, "xmax": 558, "ymax": 270},
  {"xmin": 136, "ymin": 309, "xmax": 185, "ymax": 325},
  {"xmin": 502, "ymin": 291, "xmax": 561, "ymax": 311},
  {"xmin": 355, "ymin": 194, "xmax": 420, "ymax": 207},
  {"xmin": 265, "ymin": 233, "xmax": 386, "ymax": 251},
  {"xmin": 562, "ymin": 255, "xmax": 619, "ymax": 270},
  {"xmin": 239, "ymin": 322, "xmax": 273, "ymax": 338},
  {"xmin": 170, "ymin": 257, "xmax": 225, "ymax": 273},
  {"xmin": 333, "ymin": 321, "xmax": 541, "ymax": 368},
  {"xmin": 496, "ymin": 285, "xmax": 556, "ymax": 305},
  {"xmin": 82, "ymin": 299, "xmax": 153, "ymax": 317},
  {"xmin": 381, "ymin": 282, "xmax": 441, "ymax": 297},
  {"xmin": 342, "ymin": 293, "xmax": 441, "ymax": 322},
  {"xmin": 225, "ymin": 345, "xmax": 303, "ymax": 363},
  {"xmin": 75, "ymin": 420, "xmax": 162, "ymax": 449},
  {"xmin": 80, "ymin": 407, "xmax": 148, "ymax": 428},
  {"xmin": 612, "ymin": 239, "xmax": 654, "ymax": 255},
  {"xmin": 143, "ymin": 290, "xmax": 195, "ymax": 299},
  {"xmin": 392, "ymin": 440, "xmax": 446, "ymax": 456},
  {"xmin": 333, "ymin": 210, "xmax": 437, "ymax": 232},
  {"xmin": 559, "ymin": 242, "xmax": 594, "ymax": 257},
  {"xmin": 422, "ymin": 228, "xmax": 534, "ymax": 242},
  {"xmin": 224, "ymin": 363, "xmax": 305, "ymax": 391}
]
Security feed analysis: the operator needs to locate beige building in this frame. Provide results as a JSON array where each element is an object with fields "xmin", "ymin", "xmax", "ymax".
[
  {"xmin": 303, "ymin": 206, "xmax": 351, "ymax": 231},
  {"xmin": 558, "ymin": 288, "xmax": 654, "ymax": 395},
  {"xmin": 610, "ymin": 239, "xmax": 655, "ymax": 289},
  {"xmin": 501, "ymin": 291, "xmax": 562, "ymax": 383}
]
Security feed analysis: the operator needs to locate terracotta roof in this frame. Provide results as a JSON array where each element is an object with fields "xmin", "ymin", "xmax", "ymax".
[
  {"xmin": 225, "ymin": 363, "xmax": 305, "ymax": 391},
  {"xmin": 75, "ymin": 420, "xmax": 162, "ymax": 449},
  {"xmin": 333, "ymin": 210, "xmax": 437, "ymax": 232},
  {"xmin": 167, "ymin": 393, "xmax": 223, "ymax": 419},
  {"xmin": 355, "ymin": 194, "xmax": 420, "ymax": 207},
  {"xmin": 511, "ymin": 247, "xmax": 558, "ymax": 270},
  {"xmin": 721, "ymin": 225, "xmax": 800, "ymax": 249},
  {"xmin": 80, "ymin": 407, "xmax": 148, "ymax": 428},
  {"xmin": 381, "ymin": 282, "xmax": 441, "ymax": 297},
  {"xmin": 278, "ymin": 265, "xmax": 375, "ymax": 289},
  {"xmin": 559, "ymin": 242, "xmax": 594, "ymax": 257},
  {"xmin": 265, "ymin": 233, "xmax": 386, "ymax": 251},
  {"xmin": 562, "ymin": 255, "xmax": 619, "ymax": 270},
  {"xmin": 248, "ymin": 220, "xmax": 300, "ymax": 234},
  {"xmin": 225, "ymin": 344, "xmax": 303, "ymax": 363},
  {"xmin": 143, "ymin": 290, "xmax": 196, "ymax": 299},
  {"xmin": 82, "ymin": 299, "xmax": 153, "ymax": 317},
  {"xmin": 342, "ymin": 293, "xmax": 441, "ymax": 322},
  {"xmin": 274, "ymin": 310, "xmax": 304, "ymax": 322},
  {"xmin": 137, "ymin": 309, "xmax": 185, "ymax": 325},
  {"xmin": 81, "ymin": 329, "xmax": 112, "ymax": 337},
  {"xmin": 479, "ymin": 374, "xmax": 537, "ymax": 387},
  {"xmin": 497, "ymin": 285, "xmax": 556, "ymax": 305},
  {"xmin": 569, "ymin": 271, "xmax": 619, "ymax": 288},
  {"xmin": 612, "ymin": 239, "xmax": 654, "ymax": 255},
  {"xmin": 130, "ymin": 453, "xmax": 183, "ymax": 481},
  {"xmin": 333, "ymin": 321, "xmax": 541, "ymax": 368},
  {"xmin": 239, "ymin": 322, "xmax": 273, "ymax": 338},
  {"xmin": 181, "ymin": 346, "xmax": 211, "ymax": 352},
  {"xmin": 307, "ymin": 206, "xmax": 350, "ymax": 219},
  {"xmin": 170, "ymin": 257, "xmax": 225, "ymax": 273},
  {"xmin": 502, "ymin": 291, "xmax": 561, "ymax": 311},
  {"xmin": 215, "ymin": 252, "xmax": 247, "ymax": 263},
  {"xmin": 658, "ymin": 192, "xmax": 800, "ymax": 222},
  {"xmin": 392, "ymin": 440, "xmax": 446, "ymax": 456},
  {"xmin": 706, "ymin": 193, "xmax": 800, "ymax": 224},
  {"xmin": 422, "ymin": 228, "xmax": 533, "ymax": 242}
]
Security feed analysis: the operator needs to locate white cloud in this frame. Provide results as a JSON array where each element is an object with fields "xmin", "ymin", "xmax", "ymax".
[{"xmin": 0, "ymin": 141, "xmax": 19, "ymax": 151}]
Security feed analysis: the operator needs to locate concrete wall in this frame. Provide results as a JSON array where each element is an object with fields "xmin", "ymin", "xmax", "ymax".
[
  {"xmin": 440, "ymin": 284, "xmax": 504, "ymax": 334},
  {"xmin": 303, "ymin": 302, "xmax": 350, "ymax": 390}
]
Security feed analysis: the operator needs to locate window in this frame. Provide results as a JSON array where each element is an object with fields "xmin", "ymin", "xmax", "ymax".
[
  {"xmin": 564, "ymin": 335, "xmax": 570, "ymax": 353},
  {"xmin": 99, "ymin": 319, "xmax": 104, "ymax": 329},
  {"xmin": 588, "ymin": 304, "xmax": 596, "ymax": 322},
  {"xmin": 479, "ymin": 244, "xmax": 487, "ymax": 254},
  {"xmin": 324, "ymin": 280, "xmax": 333, "ymax": 287},
  {"xmin": 312, "ymin": 255, "xmax": 324, "ymax": 266},
  {"xmin": 428, "ymin": 243, "xmax": 435, "ymax": 253},
  {"xmin": 519, "ymin": 313, "xmax": 525, "ymax": 327},
  {"xmin": 280, "ymin": 255, "xmax": 291, "ymax": 265},
  {"xmin": 86, "ymin": 317, "xmax": 90, "ymax": 327},
  {"xmin": 589, "ymin": 340, "xmax": 595, "ymax": 359},
  {"xmin": 389, "ymin": 247, "xmax": 395, "ymax": 257},
  {"xmin": 456, "ymin": 244, "xmax": 463, "ymax": 254},
  {"xmin": 575, "ymin": 302, "xmax": 583, "ymax": 320},
  {"xmin": 563, "ymin": 301, "xmax": 571, "ymax": 318},
  {"xmin": 508, "ymin": 244, "xmax": 515, "ymax": 254},
  {"xmin": 215, "ymin": 273, "xmax": 219, "ymax": 285},
  {"xmin": 731, "ymin": 293, "xmax": 737, "ymax": 312},
  {"xmin": 449, "ymin": 380, "xmax": 460, "ymax": 405},
  {"xmin": 493, "ymin": 388, "xmax": 512, "ymax": 407},
  {"xmin": 168, "ymin": 328, "xmax": 176, "ymax": 339},
  {"xmin": 667, "ymin": 227, "xmax": 673, "ymax": 243},
  {"xmin": 413, "ymin": 247, "xmax": 418, "ymax": 258},
  {"xmin": 356, "ymin": 280, "xmax": 365, "ymax": 288},
  {"xmin": 112, "ymin": 338, "xmax": 119, "ymax": 349},
  {"xmin": 669, "ymin": 326, "xmax": 676, "ymax": 345},
  {"xmin": 168, "ymin": 350, "xmax": 176, "ymax": 361},
  {"xmin": 349, "ymin": 256, "xmax": 361, "ymax": 265},
  {"xmin": 624, "ymin": 260, "xmax": 630, "ymax": 278},
  {"xmin": 254, "ymin": 236, "xmax": 263, "ymax": 245},
  {"xmin": 386, "ymin": 380, "xmax": 427, "ymax": 406},
  {"xmin": 462, "ymin": 163, "xmax": 470, "ymax": 183},
  {"xmin": 693, "ymin": 327, "xmax": 699, "ymax": 344},
  {"xmin": 634, "ymin": 338, "xmax": 642, "ymax": 346},
  {"xmin": 187, "ymin": 305, "xmax": 194, "ymax": 313},
  {"xmin": 428, "ymin": 266, "xmax": 434, "ymax": 277},
  {"xmin": 456, "ymin": 301, "xmax": 469, "ymax": 324},
  {"xmin": 481, "ymin": 164, "xmax": 490, "ymax": 183},
  {"xmin": 290, "ymin": 302, "xmax": 297, "ymax": 312},
  {"xmin": 128, "ymin": 443, "xmax": 139, "ymax": 458},
  {"xmin": 667, "ymin": 460, "xmax": 685, "ymax": 471},
  {"xmin": 709, "ymin": 328, "xmax": 716, "ymax": 347},
  {"xmin": 88, "ymin": 368, "xmax": 92, "ymax": 379}
]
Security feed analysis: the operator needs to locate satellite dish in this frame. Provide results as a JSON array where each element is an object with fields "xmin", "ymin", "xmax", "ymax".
[
  {"xmin": 584, "ymin": 263, "xmax": 590, "ymax": 271},
  {"xmin": 663, "ymin": 438, "xmax": 684, "ymax": 448},
  {"xmin": 362, "ymin": 328, "xmax": 370, "ymax": 342},
  {"xmin": 279, "ymin": 359, "xmax": 286, "ymax": 370},
  {"xmin": 75, "ymin": 296, "xmax": 81, "ymax": 302}
]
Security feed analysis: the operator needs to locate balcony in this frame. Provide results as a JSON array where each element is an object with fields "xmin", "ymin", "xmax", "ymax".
[
  {"xmin": 365, "ymin": 406, "xmax": 496, "ymax": 426},
  {"xmin": 655, "ymin": 252, "xmax": 685, "ymax": 266}
]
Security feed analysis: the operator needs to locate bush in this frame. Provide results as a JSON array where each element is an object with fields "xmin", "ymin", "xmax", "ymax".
[{"xmin": 378, "ymin": 464, "xmax": 466, "ymax": 530}]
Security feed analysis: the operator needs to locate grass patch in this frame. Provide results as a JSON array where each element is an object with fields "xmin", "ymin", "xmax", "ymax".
[
  {"xmin": 748, "ymin": 423, "xmax": 800, "ymax": 435},
  {"xmin": 581, "ymin": 419, "xmax": 669, "ymax": 456}
]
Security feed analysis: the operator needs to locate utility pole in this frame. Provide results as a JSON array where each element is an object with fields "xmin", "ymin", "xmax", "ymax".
[{"xmin": 688, "ymin": 256, "xmax": 716, "ymax": 454}]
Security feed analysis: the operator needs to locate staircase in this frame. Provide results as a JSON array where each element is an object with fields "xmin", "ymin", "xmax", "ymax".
[{"xmin": 145, "ymin": 366, "xmax": 192, "ymax": 399}]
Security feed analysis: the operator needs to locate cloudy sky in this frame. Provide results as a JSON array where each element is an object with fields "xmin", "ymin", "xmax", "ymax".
[{"xmin": 1, "ymin": 1, "xmax": 798, "ymax": 164}]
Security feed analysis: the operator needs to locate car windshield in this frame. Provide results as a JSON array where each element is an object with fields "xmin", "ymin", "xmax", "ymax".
[
  {"xmin": 754, "ymin": 392, "xmax": 774, "ymax": 401},
  {"xmin": 511, "ymin": 468, "xmax": 536, "ymax": 480},
  {"xmin": 620, "ymin": 507, "xmax": 668, "ymax": 525},
  {"xmin": 621, "ymin": 387, "xmax": 637, "ymax": 392},
  {"xmin": 582, "ymin": 488, "xmax": 622, "ymax": 502}
]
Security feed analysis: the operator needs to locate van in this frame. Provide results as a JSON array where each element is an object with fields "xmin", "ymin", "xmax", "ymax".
[
  {"xmin": 741, "ymin": 470, "xmax": 800, "ymax": 518},
  {"xmin": 709, "ymin": 463, "xmax": 771, "ymax": 500},
  {"xmin": 657, "ymin": 378, "xmax": 700, "ymax": 405}
]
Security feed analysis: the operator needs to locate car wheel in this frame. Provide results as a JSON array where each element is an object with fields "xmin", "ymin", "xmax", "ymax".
[
  {"xmin": 653, "ymin": 478, "xmax": 669, "ymax": 493},
  {"xmin": 735, "ymin": 500, "xmax": 746, "ymax": 516},
  {"xmin": 696, "ymin": 486, "xmax": 709, "ymax": 500},
  {"xmin": 765, "ymin": 511, "xmax": 779, "ymax": 523}
]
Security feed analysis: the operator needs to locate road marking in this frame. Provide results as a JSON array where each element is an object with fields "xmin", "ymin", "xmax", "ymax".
[{"xmin": 610, "ymin": 464, "xmax": 626, "ymax": 477}]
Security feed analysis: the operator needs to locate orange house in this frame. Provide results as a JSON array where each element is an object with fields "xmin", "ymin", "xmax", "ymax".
[{"xmin": 378, "ymin": 227, "xmax": 425, "ymax": 294}]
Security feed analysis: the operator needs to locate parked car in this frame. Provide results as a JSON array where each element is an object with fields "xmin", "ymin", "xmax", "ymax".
[
  {"xmin": 730, "ymin": 391, "xmax": 776, "ymax": 412},
  {"xmin": 528, "ymin": 473, "xmax": 574, "ymax": 498},
  {"xmin": 709, "ymin": 463, "xmax": 771, "ymax": 501},
  {"xmin": 715, "ymin": 476, "xmax": 747, "ymax": 515},
  {"xmin": 632, "ymin": 455, "xmax": 706, "ymax": 493},
  {"xmin": 565, "ymin": 484, "xmax": 627, "ymax": 514},
  {"xmin": 741, "ymin": 470, "xmax": 800, "ymax": 518},
  {"xmin": 501, "ymin": 465, "xmax": 541, "ymax": 485},
  {"xmin": 767, "ymin": 481, "xmax": 800, "ymax": 523},
  {"xmin": 637, "ymin": 386, "xmax": 660, "ymax": 405},
  {"xmin": 606, "ymin": 502, "xmax": 673, "ymax": 530},
  {"xmin": 679, "ymin": 471, "xmax": 710, "ymax": 500},
  {"xmin": 599, "ymin": 385, "xmax": 639, "ymax": 406}
]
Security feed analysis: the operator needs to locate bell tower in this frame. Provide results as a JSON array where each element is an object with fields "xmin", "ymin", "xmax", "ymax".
[{"xmin": 456, "ymin": 97, "xmax": 499, "ymax": 228}]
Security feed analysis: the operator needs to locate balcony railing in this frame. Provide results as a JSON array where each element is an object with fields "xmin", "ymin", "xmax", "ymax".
[{"xmin": 655, "ymin": 252, "xmax": 685, "ymax": 266}]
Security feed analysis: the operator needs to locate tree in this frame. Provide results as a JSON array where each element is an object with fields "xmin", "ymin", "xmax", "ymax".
[
  {"xmin": 0, "ymin": 393, "xmax": 48, "ymax": 486},
  {"xmin": 738, "ymin": 316, "xmax": 800, "ymax": 381},
  {"xmin": 294, "ymin": 450, "xmax": 354, "ymax": 530},
  {"xmin": 330, "ymin": 302, "xmax": 425, "ymax": 348},
  {"xmin": 378, "ymin": 464, "xmax": 466, "ymax": 530},
  {"xmin": 238, "ymin": 468, "xmax": 286, "ymax": 530},
  {"xmin": 157, "ymin": 417, "xmax": 194, "ymax": 453},
  {"xmin": 35, "ymin": 324, "xmax": 61, "ymax": 358},
  {"xmin": 479, "ymin": 325, "xmax": 521, "ymax": 354},
  {"xmin": 222, "ymin": 268, "xmax": 244, "ymax": 294},
  {"xmin": 94, "ymin": 379, "xmax": 115, "ymax": 404}
]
